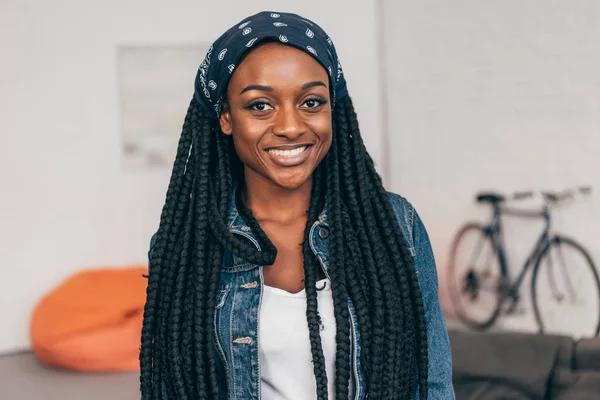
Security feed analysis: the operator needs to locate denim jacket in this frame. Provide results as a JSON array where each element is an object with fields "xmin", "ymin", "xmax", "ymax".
[{"xmin": 153, "ymin": 188, "xmax": 454, "ymax": 399}]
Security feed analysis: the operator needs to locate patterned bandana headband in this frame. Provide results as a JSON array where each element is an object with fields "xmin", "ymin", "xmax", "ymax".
[{"xmin": 194, "ymin": 11, "xmax": 348, "ymax": 119}]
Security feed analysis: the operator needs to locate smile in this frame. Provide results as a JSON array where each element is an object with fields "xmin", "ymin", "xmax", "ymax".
[
  {"xmin": 267, "ymin": 145, "xmax": 309, "ymax": 157},
  {"xmin": 264, "ymin": 144, "xmax": 313, "ymax": 167}
]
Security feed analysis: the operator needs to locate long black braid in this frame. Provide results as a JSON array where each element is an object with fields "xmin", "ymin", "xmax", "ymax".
[{"xmin": 140, "ymin": 95, "xmax": 429, "ymax": 399}]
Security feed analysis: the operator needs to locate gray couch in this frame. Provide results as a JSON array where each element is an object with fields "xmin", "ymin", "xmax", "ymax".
[{"xmin": 449, "ymin": 330, "xmax": 600, "ymax": 400}]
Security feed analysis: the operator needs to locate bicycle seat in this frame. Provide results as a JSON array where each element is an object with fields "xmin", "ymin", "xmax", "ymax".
[{"xmin": 476, "ymin": 192, "xmax": 505, "ymax": 204}]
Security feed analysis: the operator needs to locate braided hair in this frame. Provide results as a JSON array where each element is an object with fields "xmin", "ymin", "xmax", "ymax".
[{"xmin": 140, "ymin": 95, "xmax": 429, "ymax": 399}]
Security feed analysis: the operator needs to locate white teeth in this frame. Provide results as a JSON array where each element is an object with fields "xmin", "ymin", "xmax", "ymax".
[{"xmin": 267, "ymin": 146, "xmax": 308, "ymax": 157}]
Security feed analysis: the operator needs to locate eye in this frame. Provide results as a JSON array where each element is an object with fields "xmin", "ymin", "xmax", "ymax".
[
  {"xmin": 302, "ymin": 98, "xmax": 326, "ymax": 109},
  {"xmin": 247, "ymin": 101, "xmax": 274, "ymax": 112}
]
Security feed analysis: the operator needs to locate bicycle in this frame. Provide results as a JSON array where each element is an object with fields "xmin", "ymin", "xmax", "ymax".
[{"xmin": 448, "ymin": 187, "xmax": 600, "ymax": 337}]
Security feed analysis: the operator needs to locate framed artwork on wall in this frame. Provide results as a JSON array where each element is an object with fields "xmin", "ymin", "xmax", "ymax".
[{"xmin": 118, "ymin": 44, "xmax": 208, "ymax": 168}]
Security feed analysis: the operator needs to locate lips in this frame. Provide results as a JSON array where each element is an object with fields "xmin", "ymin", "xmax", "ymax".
[{"xmin": 264, "ymin": 144, "xmax": 314, "ymax": 167}]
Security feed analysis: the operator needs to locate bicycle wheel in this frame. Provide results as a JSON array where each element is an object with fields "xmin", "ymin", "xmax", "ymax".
[
  {"xmin": 531, "ymin": 236, "xmax": 600, "ymax": 337},
  {"xmin": 448, "ymin": 223, "xmax": 505, "ymax": 330}
]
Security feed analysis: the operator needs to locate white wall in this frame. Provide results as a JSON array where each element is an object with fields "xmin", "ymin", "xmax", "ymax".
[
  {"xmin": 381, "ymin": 0, "xmax": 600, "ymax": 335},
  {"xmin": 0, "ymin": 0, "xmax": 384, "ymax": 354}
]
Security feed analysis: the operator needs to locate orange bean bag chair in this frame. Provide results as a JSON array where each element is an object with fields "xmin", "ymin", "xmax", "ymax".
[{"xmin": 30, "ymin": 266, "xmax": 148, "ymax": 372}]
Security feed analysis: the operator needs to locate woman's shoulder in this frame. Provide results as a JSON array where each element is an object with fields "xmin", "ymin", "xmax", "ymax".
[{"xmin": 387, "ymin": 192, "xmax": 455, "ymax": 400}]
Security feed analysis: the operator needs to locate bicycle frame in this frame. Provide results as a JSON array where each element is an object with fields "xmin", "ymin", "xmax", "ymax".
[{"xmin": 484, "ymin": 203, "xmax": 552, "ymax": 302}]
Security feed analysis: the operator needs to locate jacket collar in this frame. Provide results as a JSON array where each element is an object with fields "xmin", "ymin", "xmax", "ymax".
[{"xmin": 223, "ymin": 183, "xmax": 331, "ymax": 273}]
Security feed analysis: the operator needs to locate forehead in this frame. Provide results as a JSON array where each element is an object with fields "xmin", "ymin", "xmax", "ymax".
[{"xmin": 228, "ymin": 42, "xmax": 329, "ymax": 88}]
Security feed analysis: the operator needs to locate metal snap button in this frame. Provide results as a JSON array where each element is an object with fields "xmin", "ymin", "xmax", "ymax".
[{"xmin": 318, "ymin": 226, "xmax": 330, "ymax": 239}]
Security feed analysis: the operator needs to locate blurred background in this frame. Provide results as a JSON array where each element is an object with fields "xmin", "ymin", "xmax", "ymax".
[{"xmin": 1, "ymin": 0, "xmax": 599, "ymax": 399}]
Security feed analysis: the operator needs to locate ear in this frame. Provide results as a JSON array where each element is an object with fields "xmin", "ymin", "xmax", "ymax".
[{"xmin": 219, "ymin": 102, "xmax": 233, "ymax": 136}]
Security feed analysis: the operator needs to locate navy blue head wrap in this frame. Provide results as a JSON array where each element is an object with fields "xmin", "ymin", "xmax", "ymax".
[{"xmin": 194, "ymin": 11, "xmax": 348, "ymax": 119}]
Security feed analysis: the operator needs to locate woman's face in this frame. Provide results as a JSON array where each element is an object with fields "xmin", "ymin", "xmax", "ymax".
[{"xmin": 219, "ymin": 42, "xmax": 332, "ymax": 190}]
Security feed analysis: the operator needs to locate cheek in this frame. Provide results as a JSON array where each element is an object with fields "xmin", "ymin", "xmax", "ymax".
[
  {"xmin": 230, "ymin": 116, "xmax": 265, "ymax": 164},
  {"xmin": 318, "ymin": 138, "xmax": 333, "ymax": 166},
  {"xmin": 310, "ymin": 115, "xmax": 333, "ymax": 152},
  {"xmin": 312, "ymin": 112, "xmax": 332, "ymax": 132},
  {"xmin": 232, "ymin": 110, "xmax": 272, "ymax": 141},
  {"xmin": 231, "ymin": 134, "xmax": 256, "ymax": 166}
]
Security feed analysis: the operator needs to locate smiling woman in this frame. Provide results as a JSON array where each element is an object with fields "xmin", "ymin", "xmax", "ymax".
[{"xmin": 140, "ymin": 10, "xmax": 454, "ymax": 400}]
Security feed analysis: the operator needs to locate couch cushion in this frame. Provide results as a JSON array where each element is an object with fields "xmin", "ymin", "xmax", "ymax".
[
  {"xmin": 550, "ymin": 369, "xmax": 600, "ymax": 400},
  {"xmin": 449, "ymin": 330, "xmax": 573, "ymax": 400},
  {"xmin": 454, "ymin": 381, "xmax": 539, "ymax": 400},
  {"xmin": 574, "ymin": 338, "xmax": 600, "ymax": 371}
]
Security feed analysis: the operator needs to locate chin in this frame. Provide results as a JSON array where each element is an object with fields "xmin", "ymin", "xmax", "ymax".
[
  {"xmin": 273, "ymin": 179, "xmax": 309, "ymax": 191},
  {"xmin": 271, "ymin": 171, "xmax": 313, "ymax": 190}
]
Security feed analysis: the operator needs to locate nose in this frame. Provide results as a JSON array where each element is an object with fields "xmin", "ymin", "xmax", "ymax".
[{"xmin": 272, "ymin": 105, "xmax": 305, "ymax": 140}]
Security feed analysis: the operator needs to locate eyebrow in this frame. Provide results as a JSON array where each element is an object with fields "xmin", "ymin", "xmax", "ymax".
[
  {"xmin": 240, "ymin": 84, "xmax": 272, "ymax": 94},
  {"xmin": 239, "ymin": 81, "xmax": 328, "ymax": 95},
  {"xmin": 301, "ymin": 81, "xmax": 327, "ymax": 90}
]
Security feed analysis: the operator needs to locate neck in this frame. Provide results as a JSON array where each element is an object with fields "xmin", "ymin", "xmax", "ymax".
[{"xmin": 242, "ymin": 169, "xmax": 312, "ymax": 223}]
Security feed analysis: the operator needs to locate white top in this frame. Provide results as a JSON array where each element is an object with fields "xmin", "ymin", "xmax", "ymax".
[{"xmin": 259, "ymin": 278, "xmax": 337, "ymax": 399}]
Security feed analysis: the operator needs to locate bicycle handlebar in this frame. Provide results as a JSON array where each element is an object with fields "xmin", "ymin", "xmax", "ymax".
[
  {"xmin": 542, "ymin": 186, "xmax": 592, "ymax": 204},
  {"xmin": 476, "ymin": 187, "xmax": 592, "ymax": 211}
]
